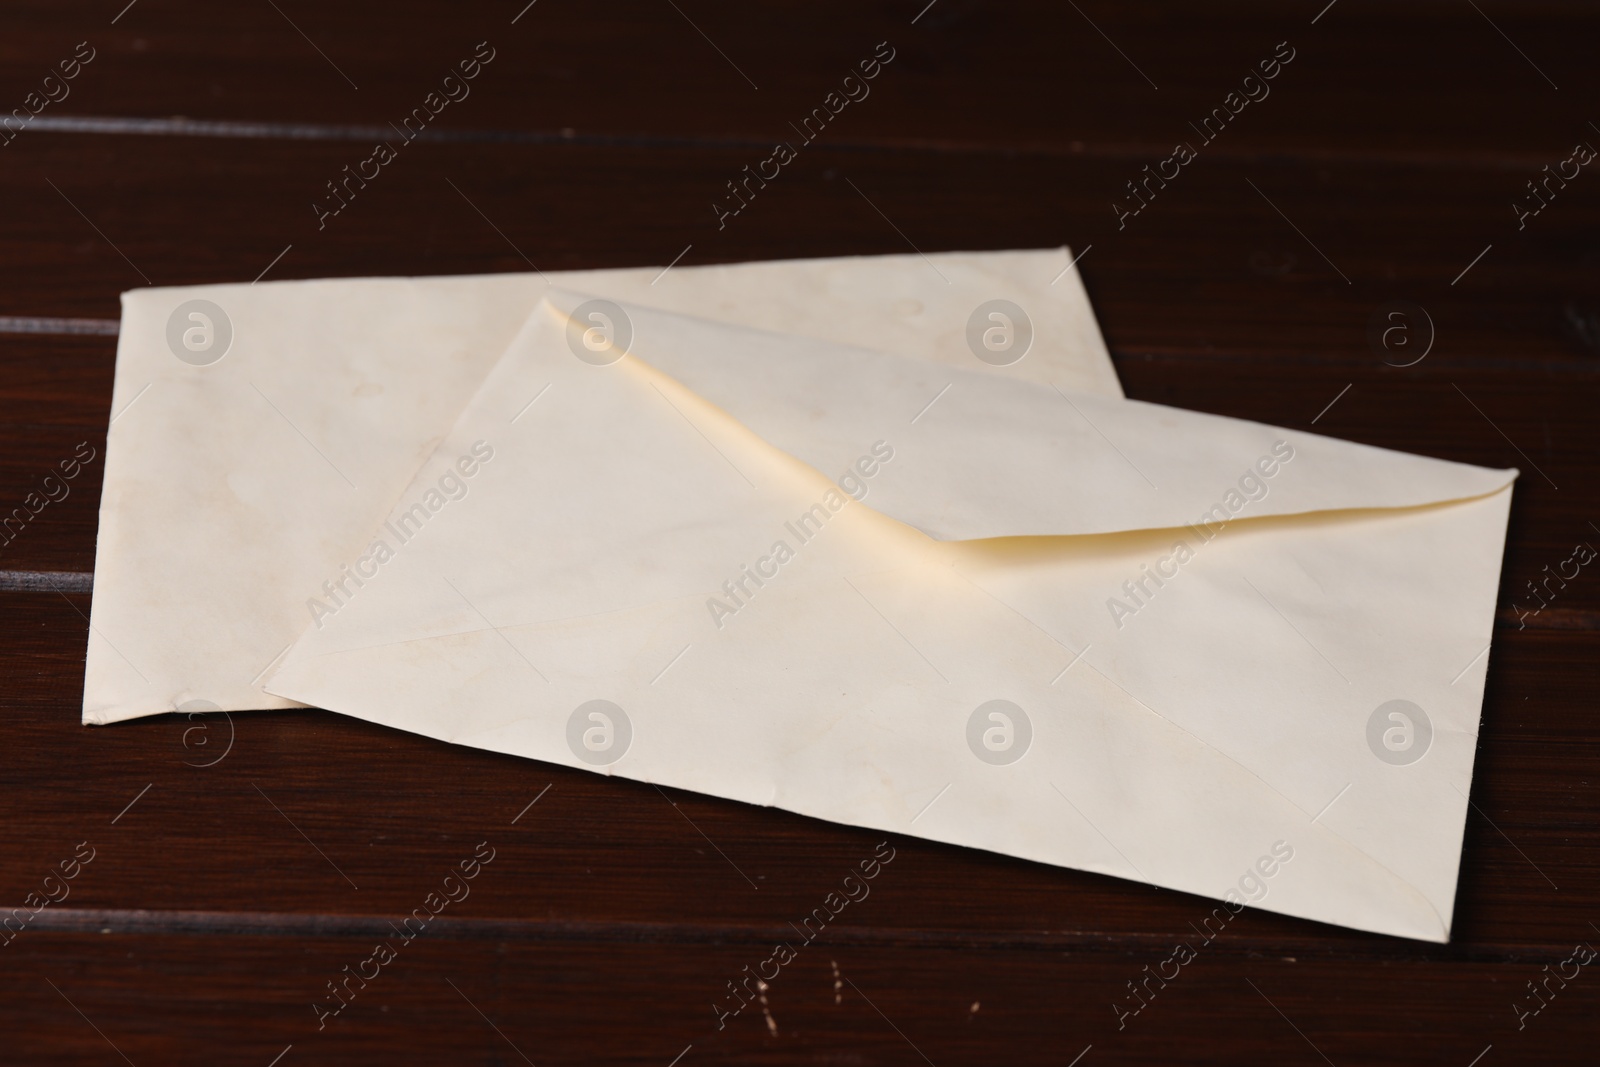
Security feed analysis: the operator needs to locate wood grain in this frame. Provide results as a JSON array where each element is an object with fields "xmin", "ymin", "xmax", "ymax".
[
  {"xmin": 1, "ymin": 1, "xmax": 1596, "ymax": 158},
  {"xmin": 8, "ymin": 929, "xmax": 1599, "ymax": 1066},
  {"xmin": 2, "ymin": 1, "xmax": 1597, "ymax": 1062}
]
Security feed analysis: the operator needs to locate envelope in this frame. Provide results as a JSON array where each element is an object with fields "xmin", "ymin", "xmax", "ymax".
[
  {"xmin": 266, "ymin": 292, "xmax": 1516, "ymax": 941},
  {"xmin": 85, "ymin": 248, "xmax": 1117, "ymax": 724}
]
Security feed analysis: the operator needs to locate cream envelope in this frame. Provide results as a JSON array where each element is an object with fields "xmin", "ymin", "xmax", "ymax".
[
  {"xmin": 267, "ymin": 293, "xmax": 1515, "ymax": 941},
  {"xmin": 86, "ymin": 248, "xmax": 1117, "ymax": 724}
]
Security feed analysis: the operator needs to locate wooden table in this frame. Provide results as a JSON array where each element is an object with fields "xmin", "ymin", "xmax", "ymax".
[{"xmin": 3, "ymin": 2, "xmax": 1596, "ymax": 1063}]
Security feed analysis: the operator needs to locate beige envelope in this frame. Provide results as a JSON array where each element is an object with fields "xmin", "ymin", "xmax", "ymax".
[
  {"xmin": 267, "ymin": 293, "xmax": 1515, "ymax": 941},
  {"xmin": 86, "ymin": 248, "xmax": 1116, "ymax": 723}
]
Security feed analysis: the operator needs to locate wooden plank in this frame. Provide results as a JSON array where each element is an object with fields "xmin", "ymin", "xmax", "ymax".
[
  {"xmin": 0, "ymin": 1, "xmax": 1595, "ymax": 160},
  {"xmin": 1, "ymin": 929, "xmax": 1589, "ymax": 1065},
  {"xmin": 0, "ymin": 129, "xmax": 1593, "ymax": 371}
]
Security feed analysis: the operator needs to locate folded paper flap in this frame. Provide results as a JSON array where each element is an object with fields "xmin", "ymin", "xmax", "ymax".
[{"xmin": 542, "ymin": 291, "xmax": 1517, "ymax": 542}]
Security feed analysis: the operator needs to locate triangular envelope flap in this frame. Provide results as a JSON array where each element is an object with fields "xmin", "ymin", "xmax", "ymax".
[{"xmin": 542, "ymin": 290, "xmax": 1516, "ymax": 541}]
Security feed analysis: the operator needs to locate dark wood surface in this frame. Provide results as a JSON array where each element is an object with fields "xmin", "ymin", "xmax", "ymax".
[{"xmin": 3, "ymin": 2, "xmax": 1598, "ymax": 1064}]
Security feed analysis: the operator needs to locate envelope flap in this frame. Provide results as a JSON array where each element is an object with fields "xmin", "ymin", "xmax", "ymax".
[{"xmin": 545, "ymin": 290, "xmax": 1517, "ymax": 541}]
